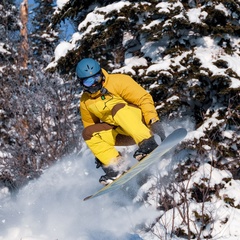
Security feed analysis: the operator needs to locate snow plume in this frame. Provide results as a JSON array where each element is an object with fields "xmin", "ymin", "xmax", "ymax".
[{"xmin": 0, "ymin": 147, "xmax": 160, "ymax": 240}]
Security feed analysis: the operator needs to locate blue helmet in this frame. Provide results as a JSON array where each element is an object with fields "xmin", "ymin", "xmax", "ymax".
[{"xmin": 76, "ymin": 58, "xmax": 101, "ymax": 79}]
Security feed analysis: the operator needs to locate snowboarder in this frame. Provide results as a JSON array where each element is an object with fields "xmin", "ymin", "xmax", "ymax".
[{"xmin": 76, "ymin": 58, "xmax": 166, "ymax": 185}]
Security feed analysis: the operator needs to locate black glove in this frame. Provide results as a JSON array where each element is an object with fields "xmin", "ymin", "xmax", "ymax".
[{"xmin": 150, "ymin": 120, "xmax": 166, "ymax": 141}]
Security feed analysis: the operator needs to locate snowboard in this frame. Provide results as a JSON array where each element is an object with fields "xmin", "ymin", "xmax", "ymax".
[{"xmin": 83, "ymin": 128, "xmax": 187, "ymax": 201}]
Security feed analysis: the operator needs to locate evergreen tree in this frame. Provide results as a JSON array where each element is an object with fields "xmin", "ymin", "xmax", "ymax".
[{"xmin": 50, "ymin": 0, "xmax": 240, "ymax": 166}]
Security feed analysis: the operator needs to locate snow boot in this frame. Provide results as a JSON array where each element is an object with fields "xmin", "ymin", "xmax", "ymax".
[
  {"xmin": 99, "ymin": 155, "xmax": 128, "ymax": 186},
  {"xmin": 95, "ymin": 157, "xmax": 103, "ymax": 169},
  {"xmin": 133, "ymin": 135, "xmax": 158, "ymax": 161},
  {"xmin": 99, "ymin": 166, "xmax": 122, "ymax": 186}
]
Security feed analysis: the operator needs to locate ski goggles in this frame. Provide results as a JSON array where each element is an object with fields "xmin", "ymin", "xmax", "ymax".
[{"xmin": 82, "ymin": 72, "xmax": 102, "ymax": 88}]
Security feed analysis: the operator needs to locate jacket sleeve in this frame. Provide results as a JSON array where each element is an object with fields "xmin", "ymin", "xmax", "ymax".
[
  {"xmin": 80, "ymin": 95, "xmax": 100, "ymax": 128},
  {"xmin": 114, "ymin": 74, "xmax": 159, "ymax": 125}
]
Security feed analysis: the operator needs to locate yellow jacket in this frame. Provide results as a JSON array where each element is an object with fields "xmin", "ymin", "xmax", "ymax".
[{"xmin": 80, "ymin": 69, "xmax": 159, "ymax": 128}]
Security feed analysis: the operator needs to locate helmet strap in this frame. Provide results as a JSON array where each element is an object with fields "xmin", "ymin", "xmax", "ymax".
[{"xmin": 100, "ymin": 87, "xmax": 108, "ymax": 95}]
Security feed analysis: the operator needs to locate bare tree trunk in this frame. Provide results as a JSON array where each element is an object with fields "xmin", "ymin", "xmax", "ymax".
[{"xmin": 19, "ymin": 0, "xmax": 28, "ymax": 68}]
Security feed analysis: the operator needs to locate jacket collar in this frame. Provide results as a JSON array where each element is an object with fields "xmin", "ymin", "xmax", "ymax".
[{"xmin": 101, "ymin": 68, "xmax": 109, "ymax": 88}]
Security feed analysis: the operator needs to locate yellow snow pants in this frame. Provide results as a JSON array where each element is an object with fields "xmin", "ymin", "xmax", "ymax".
[{"xmin": 82, "ymin": 104, "xmax": 152, "ymax": 165}]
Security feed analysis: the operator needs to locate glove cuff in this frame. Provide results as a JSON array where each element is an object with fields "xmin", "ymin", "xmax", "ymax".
[{"xmin": 149, "ymin": 117, "xmax": 159, "ymax": 125}]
